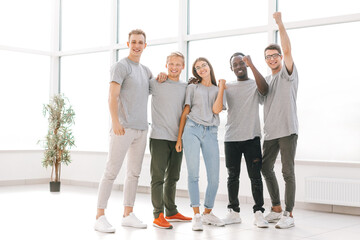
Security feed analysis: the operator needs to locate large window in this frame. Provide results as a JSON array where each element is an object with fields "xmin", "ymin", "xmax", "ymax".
[
  {"xmin": 118, "ymin": 0, "xmax": 179, "ymax": 43},
  {"xmin": 61, "ymin": 0, "xmax": 112, "ymax": 51},
  {"xmin": 0, "ymin": 51, "xmax": 50, "ymax": 150},
  {"xmin": 1, "ymin": 0, "xmax": 360, "ymax": 163},
  {"xmin": 287, "ymin": 22, "xmax": 360, "ymax": 162},
  {"xmin": 189, "ymin": 0, "xmax": 268, "ymax": 34},
  {"xmin": 280, "ymin": 0, "xmax": 360, "ymax": 22},
  {"xmin": 60, "ymin": 52, "xmax": 111, "ymax": 151},
  {"xmin": 0, "ymin": 0, "xmax": 52, "ymax": 51}
]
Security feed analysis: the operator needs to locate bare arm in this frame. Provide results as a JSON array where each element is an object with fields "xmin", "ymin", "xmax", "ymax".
[
  {"xmin": 109, "ymin": 82, "xmax": 125, "ymax": 135},
  {"xmin": 175, "ymin": 105, "xmax": 190, "ymax": 152},
  {"xmin": 274, "ymin": 12, "xmax": 294, "ymax": 74},
  {"xmin": 212, "ymin": 79, "xmax": 226, "ymax": 114},
  {"xmin": 243, "ymin": 55, "xmax": 268, "ymax": 95}
]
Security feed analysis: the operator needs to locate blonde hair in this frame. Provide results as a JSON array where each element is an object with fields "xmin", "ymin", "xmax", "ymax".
[
  {"xmin": 166, "ymin": 51, "xmax": 185, "ymax": 64},
  {"xmin": 128, "ymin": 29, "xmax": 146, "ymax": 42}
]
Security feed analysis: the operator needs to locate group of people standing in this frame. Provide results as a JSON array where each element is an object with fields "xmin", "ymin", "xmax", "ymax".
[{"xmin": 94, "ymin": 12, "xmax": 299, "ymax": 233}]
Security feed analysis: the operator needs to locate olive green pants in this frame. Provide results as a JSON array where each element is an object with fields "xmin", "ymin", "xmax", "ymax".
[{"xmin": 150, "ymin": 138, "xmax": 183, "ymax": 218}]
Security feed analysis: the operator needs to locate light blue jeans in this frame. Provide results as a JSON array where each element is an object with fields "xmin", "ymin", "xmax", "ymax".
[{"xmin": 183, "ymin": 118, "xmax": 220, "ymax": 209}]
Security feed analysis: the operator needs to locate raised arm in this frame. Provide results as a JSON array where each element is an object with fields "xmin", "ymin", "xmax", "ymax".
[
  {"xmin": 175, "ymin": 105, "xmax": 191, "ymax": 152},
  {"xmin": 109, "ymin": 82, "xmax": 125, "ymax": 135},
  {"xmin": 212, "ymin": 79, "xmax": 226, "ymax": 114},
  {"xmin": 243, "ymin": 55, "xmax": 268, "ymax": 95},
  {"xmin": 274, "ymin": 12, "xmax": 294, "ymax": 74}
]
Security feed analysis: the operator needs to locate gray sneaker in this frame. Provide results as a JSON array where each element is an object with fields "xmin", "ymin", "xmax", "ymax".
[
  {"xmin": 202, "ymin": 212, "xmax": 225, "ymax": 227},
  {"xmin": 192, "ymin": 213, "xmax": 203, "ymax": 231},
  {"xmin": 254, "ymin": 211, "xmax": 269, "ymax": 228},
  {"xmin": 275, "ymin": 211, "xmax": 294, "ymax": 229},
  {"xmin": 265, "ymin": 210, "xmax": 282, "ymax": 223},
  {"xmin": 94, "ymin": 215, "xmax": 116, "ymax": 233},
  {"xmin": 222, "ymin": 209, "xmax": 242, "ymax": 225}
]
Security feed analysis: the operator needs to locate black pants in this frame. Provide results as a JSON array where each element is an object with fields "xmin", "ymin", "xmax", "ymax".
[{"xmin": 225, "ymin": 137, "xmax": 265, "ymax": 213}]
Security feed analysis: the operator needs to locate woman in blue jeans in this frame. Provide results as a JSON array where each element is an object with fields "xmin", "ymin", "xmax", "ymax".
[{"xmin": 175, "ymin": 57, "xmax": 226, "ymax": 231}]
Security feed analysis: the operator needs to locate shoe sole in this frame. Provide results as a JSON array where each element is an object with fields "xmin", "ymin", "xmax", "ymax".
[
  {"xmin": 203, "ymin": 221, "xmax": 225, "ymax": 227},
  {"xmin": 266, "ymin": 218, "xmax": 281, "ymax": 223},
  {"xmin": 166, "ymin": 219, "xmax": 192, "ymax": 222},
  {"xmin": 121, "ymin": 224, "xmax": 147, "ymax": 229},
  {"xmin": 153, "ymin": 223, "xmax": 173, "ymax": 229},
  {"xmin": 275, "ymin": 223, "xmax": 295, "ymax": 229},
  {"xmin": 224, "ymin": 220, "xmax": 242, "ymax": 225},
  {"xmin": 256, "ymin": 224, "xmax": 269, "ymax": 228},
  {"xmin": 94, "ymin": 227, "xmax": 116, "ymax": 233},
  {"xmin": 192, "ymin": 227, "xmax": 203, "ymax": 231}
]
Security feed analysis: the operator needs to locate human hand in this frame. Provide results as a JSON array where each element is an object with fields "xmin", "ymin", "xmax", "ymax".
[
  {"xmin": 218, "ymin": 79, "xmax": 226, "ymax": 89},
  {"xmin": 175, "ymin": 140, "xmax": 182, "ymax": 152},
  {"xmin": 156, "ymin": 72, "xmax": 168, "ymax": 83},
  {"xmin": 242, "ymin": 55, "xmax": 253, "ymax": 67},
  {"xmin": 188, "ymin": 77, "xmax": 200, "ymax": 85},
  {"xmin": 273, "ymin": 12, "xmax": 283, "ymax": 25},
  {"xmin": 112, "ymin": 121, "xmax": 125, "ymax": 135}
]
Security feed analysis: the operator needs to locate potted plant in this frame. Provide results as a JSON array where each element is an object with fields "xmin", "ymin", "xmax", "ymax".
[{"xmin": 39, "ymin": 94, "xmax": 75, "ymax": 192}]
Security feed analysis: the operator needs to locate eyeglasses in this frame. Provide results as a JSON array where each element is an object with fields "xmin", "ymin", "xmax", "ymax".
[
  {"xmin": 265, "ymin": 53, "xmax": 281, "ymax": 60},
  {"xmin": 194, "ymin": 62, "xmax": 208, "ymax": 71}
]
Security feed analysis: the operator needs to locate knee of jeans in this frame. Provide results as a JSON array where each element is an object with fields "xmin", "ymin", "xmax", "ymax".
[
  {"xmin": 227, "ymin": 167, "xmax": 239, "ymax": 179},
  {"xmin": 208, "ymin": 175, "xmax": 219, "ymax": 187},
  {"xmin": 282, "ymin": 171, "xmax": 295, "ymax": 182},
  {"xmin": 251, "ymin": 158, "xmax": 262, "ymax": 169},
  {"xmin": 188, "ymin": 175, "xmax": 199, "ymax": 183},
  {"xmin": 250, "ymin": 178, "xmax": 263, "ymax": 187},
  {"xmin": 261, "ymin": 168, "xmax": 275, "ymax": 180},
  {"xmin": 104, "ymin": 171, "xmax": 118, "ymax": 181}
]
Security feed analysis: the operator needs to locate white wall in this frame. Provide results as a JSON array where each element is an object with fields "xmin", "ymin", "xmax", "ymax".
[{"xmin": 1, "ymin": 150, "xmax": 360, "ymax": 214}]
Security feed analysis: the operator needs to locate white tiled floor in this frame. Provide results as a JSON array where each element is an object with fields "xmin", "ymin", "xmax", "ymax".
[{"xmin": 1, "ymin": 184, "xmax": 360, "ymax": 240}]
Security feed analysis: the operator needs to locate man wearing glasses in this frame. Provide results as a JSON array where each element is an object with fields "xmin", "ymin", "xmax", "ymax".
[{"xmin": 261, "ymin": 12, "xmax": 299, "ymax": 229}]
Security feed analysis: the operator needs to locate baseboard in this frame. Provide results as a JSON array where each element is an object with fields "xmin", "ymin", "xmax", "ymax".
[{"xmin": 1, "ymin": 178, "xmax": 359, "ymax": 216}]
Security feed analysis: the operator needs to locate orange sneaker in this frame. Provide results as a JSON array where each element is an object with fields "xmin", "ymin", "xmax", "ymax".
[
  {"xmin": 165, "ymin": 212, "xmax": 192, "ymax": 222},
  {"xmin": 153, "ymin": 213, "xmax": 173, "ymax": 229}
]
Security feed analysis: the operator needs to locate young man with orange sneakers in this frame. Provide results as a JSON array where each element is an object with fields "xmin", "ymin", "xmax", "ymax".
[
  {"xmin": 261, "ymin": 12, "xmax": 299, "ymax": 229},
  {"xmin": 149, "ymin": 52, "xmax": 192, "ymax": 229}
]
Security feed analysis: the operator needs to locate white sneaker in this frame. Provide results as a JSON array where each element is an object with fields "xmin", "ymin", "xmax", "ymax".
[
  {"xmin": 121, "ymin": 212, "xmax": 147, "ymax": 229},
  {"xmin": 275, "ymin": 211, "xmax": 294, "ymax": 229},
  {"xmin": 254, "ymin": 211, "xmax": 269, "ymax": 228},
  {"xmin": 222, "ymin": 209, "xmax": 242, "ymax": 225},
  {"xmin": 265, "ymin": 210, "xmax": 282, "ymax": 223},
  {"xmin": 94, "ymin": 215, "xmax": 116, "ymax": 233},
  {"xmin": 192, "ymin": 213, "xmax": 203, "ymax": 231},
  {"xmin": 202, "ymin": 212, "xmax": 225, "ymax": 227}
]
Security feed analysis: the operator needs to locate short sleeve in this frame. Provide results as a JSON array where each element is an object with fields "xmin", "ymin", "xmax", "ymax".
[
  {"xmin": 145, "ymin": 66, "xmax": 153, "ymax": 80},
  {"xmin": 110, "ymin": 62, "xmax": 128, "ymax": 85},
  {"xmin": 281, "ymin": 63, "xmax": 298, "ymax": 82},
  {"xmin": 149, "ymin": 78, "xmax": 157, "ymax": 95},
  {"xmin": 185, "ymin": 84, "xmax": 195, "ymax": 107}
]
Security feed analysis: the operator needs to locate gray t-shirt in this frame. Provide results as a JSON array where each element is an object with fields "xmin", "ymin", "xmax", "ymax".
[
  {"xmin": 149, "ymin": 78, "xmax": 187, "ymax": 141},
  {"xmin": 263, "ymin": 64, "xmax": 299, "ymax": 140},
  {"xmin": 185, "ymin": 83, "xmax": 225, "ymax": 127},
  {"xmin": 225, "ymin": 80, "xmax": 262, "ymax": 142},
  {"xmin": 110, "ymin": 57, "xmax": 153, "ymax": 130}
]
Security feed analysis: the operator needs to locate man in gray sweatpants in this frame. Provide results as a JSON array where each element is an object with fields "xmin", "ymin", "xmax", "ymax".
[
  {"xmin": 261, "ymin": 12, "xmax": 299, "ymax": 229},
  {"xmin": 94, "ymin": 29, "xmax": 153, "ymax": 233}
]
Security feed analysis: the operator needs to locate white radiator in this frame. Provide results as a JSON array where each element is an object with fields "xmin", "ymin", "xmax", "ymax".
[{"xmin": 305, "ymin": 177, "xmax": 360, "ymax": 207}]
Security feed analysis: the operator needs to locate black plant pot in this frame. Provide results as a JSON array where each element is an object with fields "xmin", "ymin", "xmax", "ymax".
[{"xmin": 50, "ymin": 181, "xmax": 61, "ymax": 192}]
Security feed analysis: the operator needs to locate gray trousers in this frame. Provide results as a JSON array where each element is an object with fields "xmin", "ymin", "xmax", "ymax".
[
  {"xmin": 261, "ymin": 134, "xmax": 298, "ymax": 212},
  {"xmin": 97, "ymin": 128, "xmax": 148, "ymax": 209}
]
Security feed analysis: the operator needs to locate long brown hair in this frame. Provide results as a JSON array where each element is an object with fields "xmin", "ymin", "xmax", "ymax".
[{"xmin": 191, "ymin": 57, "xmax": 217, "ymax": 86}]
